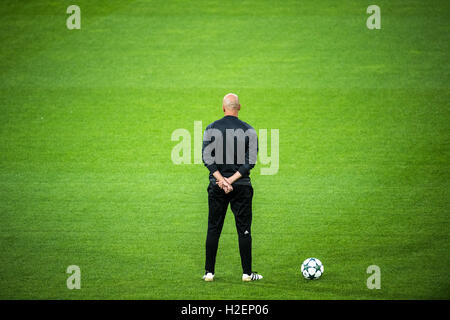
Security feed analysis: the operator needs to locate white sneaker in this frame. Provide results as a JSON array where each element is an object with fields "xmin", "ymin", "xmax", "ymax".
[
  {"xmin": 202, "ymin": 272, "xmax": 215, "ymax": 282},
  {"xmin": 242, "ymin": 272, "xmax": 263, "ymax": 282}
]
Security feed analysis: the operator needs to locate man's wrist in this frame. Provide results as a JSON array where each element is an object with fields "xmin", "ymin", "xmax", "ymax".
[
  {"xmin": 226, "ymin": 172, "xmax": 242, "ymax": 185},
  {"xmin": 212, "ymin": 171, "xmax": 224, "ymax": 182}
]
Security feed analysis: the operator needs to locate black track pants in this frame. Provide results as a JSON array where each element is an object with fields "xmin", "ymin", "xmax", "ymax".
[{"xmin": 205, "ymin": 183, "xmax": 253, "ymax": 275}]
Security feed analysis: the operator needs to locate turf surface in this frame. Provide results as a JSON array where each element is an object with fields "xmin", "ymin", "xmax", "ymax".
[{"xmin": 0, "ymin": 0, "xmax": 449, "ymax": 299}]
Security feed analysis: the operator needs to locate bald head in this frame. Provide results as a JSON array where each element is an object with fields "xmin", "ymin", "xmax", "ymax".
[{"xmin": 222, "ymin": 93, "xmax": 241, "ymax": 115}]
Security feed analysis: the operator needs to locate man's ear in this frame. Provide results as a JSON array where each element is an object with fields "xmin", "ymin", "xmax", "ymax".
[
  {"xmin": 223, "ymin": 105, "xmax": 226, "ymax": 112},
  {"xmin": 238, "ymin": 104, "xmax": 241, "ymax": 111}
]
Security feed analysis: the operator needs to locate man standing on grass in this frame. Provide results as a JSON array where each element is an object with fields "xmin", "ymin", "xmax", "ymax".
[{"xmin": 201, "ymin": 93, "xmax": 263, "ymax": 282}]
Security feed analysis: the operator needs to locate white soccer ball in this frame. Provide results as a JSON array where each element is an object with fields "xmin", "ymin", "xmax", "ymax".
[{"xmin": 301, "ymin": 257, "xmax": 324, "ymax": 280}]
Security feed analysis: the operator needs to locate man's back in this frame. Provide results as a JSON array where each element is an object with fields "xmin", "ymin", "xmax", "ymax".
[{"xmin": 202, "ymin": 115, "xmax": 258, "ymax": 185}]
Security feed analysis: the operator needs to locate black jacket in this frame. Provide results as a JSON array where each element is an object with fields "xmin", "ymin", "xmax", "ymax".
[{"xmin": 202, "ymin": 115, "xmax": 258, "ymax": 185}]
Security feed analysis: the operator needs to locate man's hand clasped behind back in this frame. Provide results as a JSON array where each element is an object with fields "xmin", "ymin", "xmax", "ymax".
[
  {"xmin": 216, "ymin": 177, "xmax": 233, "ymax": 194},
  {"xmin": 215, "ymin": 171, "xmax": 242, "ymax": 194}
]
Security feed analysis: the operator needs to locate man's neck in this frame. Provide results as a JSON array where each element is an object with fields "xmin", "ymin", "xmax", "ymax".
[{"xmin": 224, "ymin": 112, "xmax": 238, "ymax": 118}]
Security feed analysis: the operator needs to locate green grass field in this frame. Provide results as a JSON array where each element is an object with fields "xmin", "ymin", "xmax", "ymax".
[{"xmin": 0, "ymin": 0, "xmax": 449, "ymax": 299}]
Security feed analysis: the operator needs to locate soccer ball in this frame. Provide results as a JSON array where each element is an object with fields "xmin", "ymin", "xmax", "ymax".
[{"xmin": 301, "ymin": 257, "xmax": 324, "ymax": 280}]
